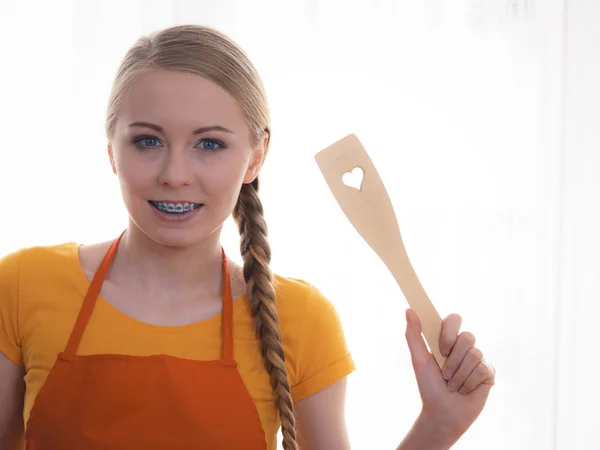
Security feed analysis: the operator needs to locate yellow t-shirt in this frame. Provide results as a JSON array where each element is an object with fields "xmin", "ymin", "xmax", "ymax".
[{"xmin": 0, "ymin": 243, "xmax": 355, "ymax": 449}]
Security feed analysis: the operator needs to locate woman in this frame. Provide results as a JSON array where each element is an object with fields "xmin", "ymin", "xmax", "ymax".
[{"xmin": 0, "ymin": 25, "xmax": 495, "ymax": 450}]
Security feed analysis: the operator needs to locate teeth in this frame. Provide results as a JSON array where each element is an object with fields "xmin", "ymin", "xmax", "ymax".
[{"xmin": 152, "ymin": 201, "xmax": 200, "ymax": 214}]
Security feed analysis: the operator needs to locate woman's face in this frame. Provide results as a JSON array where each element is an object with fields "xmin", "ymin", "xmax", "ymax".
[{"xmin": 108, "ymin": 69, "xmax": 265, "ymax": 248}]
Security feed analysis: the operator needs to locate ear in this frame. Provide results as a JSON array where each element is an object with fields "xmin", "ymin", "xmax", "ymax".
[
  {"xmin": 108, "ymin": 143, "xmax": 117, "ymax": 175},
  {"xmin": 242, "ymin": 133, "xmax": 268, "ymax": 184}
]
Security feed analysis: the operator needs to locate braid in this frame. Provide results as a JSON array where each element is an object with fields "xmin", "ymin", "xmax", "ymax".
[{"xmin": 233, "ymin": 177, "xmax": 299, "ymax": 450}]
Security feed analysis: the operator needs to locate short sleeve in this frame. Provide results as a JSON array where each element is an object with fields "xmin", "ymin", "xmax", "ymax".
[
  {"xmin": 286, "ymin": 283, "xmax": 355, "ymax": 402},
  {"xmin": 0, "ymin": 250, "xmax": 22, "ymax": 365}
]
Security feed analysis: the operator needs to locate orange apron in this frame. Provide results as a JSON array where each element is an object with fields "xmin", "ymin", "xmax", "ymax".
[{"xmin": 25, "ymin": 232, "xmax": 268, "ymax": 449}]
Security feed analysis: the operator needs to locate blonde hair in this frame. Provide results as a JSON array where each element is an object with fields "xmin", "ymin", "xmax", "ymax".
[{"xmin": 105, "ymin": 25, "xmax": 298, "ymax": 450}]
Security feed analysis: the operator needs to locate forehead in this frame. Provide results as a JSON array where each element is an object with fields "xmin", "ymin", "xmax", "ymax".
[{"xmin": 117, "ymin": 69, "xmax": 247, "ymax": 132}]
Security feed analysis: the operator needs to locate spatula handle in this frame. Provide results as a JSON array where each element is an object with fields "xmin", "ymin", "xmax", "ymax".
[{"xmin": 384, "ymin": 245, "xmax": 446, "ymax": 369}]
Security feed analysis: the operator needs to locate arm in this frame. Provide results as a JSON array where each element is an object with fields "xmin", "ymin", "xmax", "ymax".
[
  {"xmin": 294, "ymin": 377, "xmax": 351, "ymax": 450},
  {"xmin": 294, "ymin": 378, "xmax": 457, "ymax": 450},
  {"xmin": 0, "ymin": 352, "xmax": 25, "ymax": 450},
  {"xmin": 288, "ymin": 286, "xmax": 491, "ymax": 450},
  {"xmin": 395, "ymin": 413, "xmax": 458, "ymax": 450}
]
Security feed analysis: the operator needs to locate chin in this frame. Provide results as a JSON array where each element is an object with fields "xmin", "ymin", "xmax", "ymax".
[
  {"xmin": 147, "ymin": 229, "xmax": 204, "ymax": 249},
  {"xmin": 131, "ymin": 216, "xmax": 222, "ymax": 251}
]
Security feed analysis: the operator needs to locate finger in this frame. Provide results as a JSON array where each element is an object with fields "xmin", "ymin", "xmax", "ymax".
[
  {"xmin": 441, "ymin": 331, "xmax": 476, "ymax": 381},
  {"xmin": 460, "ymin": 360, "xmax": 494, "ymax": 394},
  {"xmin": 440, "ymin": 313, "xmax": 462, "ymax": 357},
  {"xmin": 405, "ymin": 309, "xmax": 430, "ymax": 367},
  {"xmin": 482, "ymin": 361, "xmax": 496, "ymax": 386},
  {"xmin": 447, "ymin": 347, "xmax": 483, "ymax": 392}
]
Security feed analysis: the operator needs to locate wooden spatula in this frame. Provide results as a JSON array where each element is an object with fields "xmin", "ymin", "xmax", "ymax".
[{"xmin": 315, "ymin": 133, "xmax": 446, "ymax": 370}]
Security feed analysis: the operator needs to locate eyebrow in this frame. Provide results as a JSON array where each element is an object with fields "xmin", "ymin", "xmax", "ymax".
[{"xmin": 128, "ymin": 121, "xmax": 234, "ymax": 135}]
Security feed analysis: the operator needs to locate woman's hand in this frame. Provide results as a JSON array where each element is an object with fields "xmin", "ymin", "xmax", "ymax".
[{"xmin": 404, "ymin": 308, "xmax": 495, "ymax": 445}]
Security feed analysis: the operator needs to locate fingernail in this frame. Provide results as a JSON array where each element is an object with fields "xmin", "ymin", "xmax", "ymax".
[
  {"xmin": 448, "ymin": 380, "xmax": 459, "ymax": 392},
  {"xmin": 443, "ymin": 369, "xmax": 452, "ymax": 380},
  {"xmin": 459, "ymin": 386, "xmax": 467, "ymax": 394}
]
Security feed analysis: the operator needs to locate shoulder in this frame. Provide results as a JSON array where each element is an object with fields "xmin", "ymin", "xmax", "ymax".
[
  {"xmin": 0, "ymin": 241, "xmax": 84, "ymax": 364},
  {"xmin": 1, "ymin": 242, "xmax": 81, "ymax": 275},
  {"xmin": 0, "ymin": 241, "xmax": 92, "ymax": 299},
  {"xmin": 272, "ymin": 274, "xmax": 347, "ymax": 347},
  {"xmin": 273, "ymin": 274, "xmax": 333, "ymax": 318},
  {"xmin": 0, "ymin": 242, "xmax": 80, "ymax": 275}
]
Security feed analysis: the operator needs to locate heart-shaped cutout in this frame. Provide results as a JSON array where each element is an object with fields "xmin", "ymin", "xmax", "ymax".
[{"xmin": 342, "ymin": 167, "xmax": 364, "ymax": 191}]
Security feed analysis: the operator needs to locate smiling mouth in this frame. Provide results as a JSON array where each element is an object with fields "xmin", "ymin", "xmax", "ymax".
[{"xmin": 149, "ymin": 201, "xmax": 203, "ymax": 215}]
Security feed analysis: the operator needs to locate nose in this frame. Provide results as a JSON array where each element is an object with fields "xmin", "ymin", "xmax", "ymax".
[{"xmin": 157, "ymin": 148, "xmax": 193, "ymax": 188}]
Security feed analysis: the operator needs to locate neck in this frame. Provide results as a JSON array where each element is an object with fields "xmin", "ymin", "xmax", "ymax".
[{"xmin": 111, "ymin": 224, "xmax": 225, "ymax": 297}]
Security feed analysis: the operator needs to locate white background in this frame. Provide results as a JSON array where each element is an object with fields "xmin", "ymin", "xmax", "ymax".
[{"xmin": 0, "ymin": 0, "xmax": 598, "ymax": 449}]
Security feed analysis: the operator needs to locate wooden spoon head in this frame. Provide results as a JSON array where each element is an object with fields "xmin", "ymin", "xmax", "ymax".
[{"xmin": 314, "ymin": 134, "xmax": 405, "ymax": 258}]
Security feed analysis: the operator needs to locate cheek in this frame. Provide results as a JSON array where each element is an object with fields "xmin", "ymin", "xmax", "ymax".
[
  {"xmin": 115, "ymin": 156, "xmax": 152, "ymax": 194},
  {"xmin": 201, "ymin": 160, "xmax": 247, "ymax": 199},
  {"xmin": 204, "ymin": 169, "xmax": 242, "ymax": 195}
]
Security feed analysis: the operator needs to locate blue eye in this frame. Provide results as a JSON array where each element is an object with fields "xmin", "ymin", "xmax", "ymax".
[
  {"xmin": 130, "ymin": 136, "xmax": 225, "ymax": 152},
  {"xmin": 198, "ymin": 139, "xmax": 225, "ymax": 152},
  {"xmin": 132, "ymin": 136, "xmax": 163, "ymax": 149}
]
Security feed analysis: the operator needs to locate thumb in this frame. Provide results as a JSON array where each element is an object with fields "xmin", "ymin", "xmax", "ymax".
[{"xmin": 405, "ymin": 309, "xmax": 431, "ymax": 367}]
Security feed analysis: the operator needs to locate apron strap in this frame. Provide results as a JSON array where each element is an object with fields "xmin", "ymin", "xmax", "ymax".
[
  {"xmin": 63, "ymin": 231, "xmax": 124, "ymax": 356},
  {"xmin": 64, "ymin": 230, "xmax": 236, "ymax": 365}
]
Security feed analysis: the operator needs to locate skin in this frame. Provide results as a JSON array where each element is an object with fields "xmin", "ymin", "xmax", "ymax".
[
  {"xmin": 0, "ymin": 69, "xmax": 495, "ymax": 450},
  {"xmin": 104, "ymin": 69, "xmax": 265, "ymax": 317},
  {"xmin": 0, "ymin": 357, "xmax": 24, "ymax": 450},
  {"xmin": 398, "ymin": 310, "xmax": 495, "ymax": 449}
]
